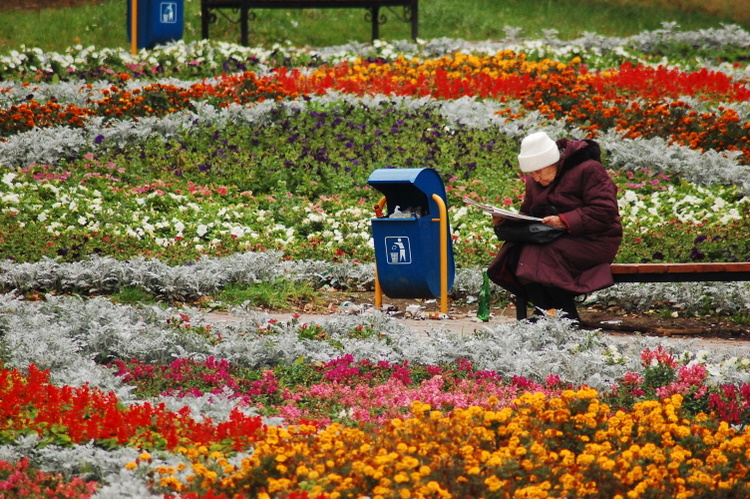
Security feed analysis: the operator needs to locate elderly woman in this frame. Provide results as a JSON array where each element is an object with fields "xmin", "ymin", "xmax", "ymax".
[{"xmin": 487, "ymin": 131, "xmax": 622, "ymax": 321}]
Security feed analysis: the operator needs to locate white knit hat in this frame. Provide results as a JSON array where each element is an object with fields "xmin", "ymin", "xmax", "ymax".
[{"xmin": 517, "ymin": 131, "xmax": 560, "ymax": 172}]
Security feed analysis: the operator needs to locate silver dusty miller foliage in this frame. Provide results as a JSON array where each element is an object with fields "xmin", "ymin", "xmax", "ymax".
[
  {"xmin": 2, "ymin": 258, "xmax": 750, "ymax": 496},
  {"xmin": 0, "ymin": 252, "xmax": 747, "ymax": 315}
]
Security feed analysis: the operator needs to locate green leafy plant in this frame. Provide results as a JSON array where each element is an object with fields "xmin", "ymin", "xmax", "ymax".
[
  {"xmin": 110, "ymin": 286, "xmax": 156, "ymax": 305},
  {"xmin": 216, "ymin": 279, "xmax": 320, "ymax": 310}
]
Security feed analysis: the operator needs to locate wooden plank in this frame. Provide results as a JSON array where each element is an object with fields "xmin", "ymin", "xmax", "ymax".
[{"xmin": 611, "ymin": 262, "xmax": 750, "ymax": 275}]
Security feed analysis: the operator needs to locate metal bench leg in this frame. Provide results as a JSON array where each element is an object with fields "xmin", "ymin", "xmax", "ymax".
[
  {"xmin": 410, "ymin": 0, "xmax": 418, "ymax": 40},
  {"xmin": 240, "ymin": 7, "xmax": 249, "ymax": 46},
  {"xmin": 370, "ymin": 7, "xmax": 380, "ymax": 41},
  {"xmin": 201, "ymin": 4, "xmax": 210, "ymax": 39}
]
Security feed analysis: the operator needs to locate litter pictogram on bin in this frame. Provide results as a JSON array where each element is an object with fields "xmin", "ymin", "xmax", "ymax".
[
  {"xmin": 385, "ymin": 236, "xmax": 412, "ymax": 264},
  {"xmin": 161, "ymin": 2, "xmax": 177, "ymax": 23}
]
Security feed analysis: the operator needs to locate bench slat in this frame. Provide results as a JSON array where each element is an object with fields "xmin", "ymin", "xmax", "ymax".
[
  {"xmin": 610, "ymin": 262, "xmax": 750, "ymax": 283},
  {"xmin": 515, "ymin": 262, "xmax": 750, "ymax": 320},
  {"xmin": 611, "ymin": 262, "xmax": 750, "ymax": 274}
]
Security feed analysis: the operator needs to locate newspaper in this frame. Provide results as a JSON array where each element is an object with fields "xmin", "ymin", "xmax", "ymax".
[{"xmin": 462, "ymin": 196, "xmax": 543, "ymax": 222}]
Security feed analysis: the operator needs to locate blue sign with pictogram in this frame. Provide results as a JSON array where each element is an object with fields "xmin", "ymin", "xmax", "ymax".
[
  {"xmin": 385, "ymin": 236, "xmax": 412, "ymax": 264},
  {"xmin": 161, "ymin": 2, "xmax": 177, "ymax": 23}
]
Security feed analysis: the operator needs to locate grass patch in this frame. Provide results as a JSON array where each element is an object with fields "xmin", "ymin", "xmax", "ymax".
[
  {"xmin": 1, "ymin": 0, "xmax": 747, "ymax": 54},
  {"xmin": 732, "ymin": 311, "xmax": 750, "ymax": 326},
  {"xmin": 216, "ymin": 278, "xmax": 321, "ymax": 310},
  {"xmin": 110, "ymin": 286, "xmax": 156, "ymax": 305}
]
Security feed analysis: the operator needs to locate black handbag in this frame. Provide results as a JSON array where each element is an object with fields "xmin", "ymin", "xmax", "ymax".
[{"xmin": 494, "ymin": 220, "xmax": 565, "ymax": 244}]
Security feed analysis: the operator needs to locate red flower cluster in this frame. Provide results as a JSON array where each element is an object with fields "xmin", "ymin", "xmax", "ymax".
[
  {"xmin": 0, "ymin": 363, "xmax": 265, "ymax": 452},
  {"xmin": 0, "ymin": 457, "xmax": 98, "ymax": 498}
]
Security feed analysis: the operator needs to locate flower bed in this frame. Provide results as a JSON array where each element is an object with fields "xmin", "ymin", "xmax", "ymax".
[{"xmin": 1, "ymin": 25, "xmax": 750, "ymax": 498}]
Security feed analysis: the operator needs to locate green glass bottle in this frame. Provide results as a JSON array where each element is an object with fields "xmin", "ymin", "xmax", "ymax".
[{"xmin": 477, "ymin": 271, "xmax": 491, "ymax": 322}]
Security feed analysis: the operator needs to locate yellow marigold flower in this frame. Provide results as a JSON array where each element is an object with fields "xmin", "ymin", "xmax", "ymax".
[
  {"xmin": 138, "ymin": 451, "xmax": 152, "ymax": 462},
  {"xmin": 521, "ymin": 459, "xmax": 536, "ymax": 471},
  {"xmin": 576, "ymin": 453, "xmax": 596, "ymax": 466},
  {"xmin": 485, "ymin": 475, "xmax": 504, "ymax": 492},
  {"xmin": 530, "ymin": 442, "xmax": 547, "ymax": 456},
  {"xmin": 466, "ymin": 405, "xmax": 484, "ymax": 417},
  {"xmin": 394, "ymin": 471, "xmax": 410, "ymax": 483},
  {"xmin": 559, "ymin": 449, "xmax": 575, "ymax": 466},
  {"xmin": 411, "ymin": 400, "xmax": 431, "ymax": 415},
  {"xmin": 598, "ymin": 458, "xmax": 616, "ymax": 471},
  {"xmin": 626, "ymin": 465, "xmax": 644, "ymax": 483},
  {"xmin": 269, "ymin": 478, "xmax": 293, "ymax": 493},
  {"xmin": 159, "ymin": 476, "xmax": 183, "ymax": 490},
  {"xmin": 399, "ymin": 489, "xmax": 412, "ymax": 499},
  {"xmin": 125, "ymin": 462, "xmax": 138, "ymax": 470},
  {"xmin": 559, "ymin": 473, "xmax": 580, "ymax": 490},
  {"xmin": 727, "ymin": 436, "xmax": 746, "ymax": 451},
  {"xmin": 373, "ymin": 485, "xmax": 390, "ymax": 495},
  {"xmin": 577, "ymin": 386, "xmax": 599, "ymax": 399},
  {"xmin": 399, "ymin": 456, "xmax": 420, "ymax": 470}
]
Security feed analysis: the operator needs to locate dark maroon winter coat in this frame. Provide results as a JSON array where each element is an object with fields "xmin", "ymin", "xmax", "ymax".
[{"xmin": 487, "ymin": 138, "xmax": 622, "ymax": 295}]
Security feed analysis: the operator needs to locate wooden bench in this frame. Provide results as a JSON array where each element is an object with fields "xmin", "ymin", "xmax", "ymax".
[
  {"xmin": 515, "ymin": 262, "xmax": 750, "ymax": 320},
  {"xmin": 201, "ymin": 0, "xmax": 419, "ymax": 46}
]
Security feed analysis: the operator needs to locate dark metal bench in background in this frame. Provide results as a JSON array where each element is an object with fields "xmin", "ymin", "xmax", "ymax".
[
  {"xmin": 201, "ymin": 0, "xmax": 419, "ymax": 46},
  {"xmin": 515, "ymin": 262, "xmax": 750, "ymax": 320}
]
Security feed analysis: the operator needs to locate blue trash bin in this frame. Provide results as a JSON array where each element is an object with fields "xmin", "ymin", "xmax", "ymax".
[
  {"xmin": 368, "ymin": 168, "xmax": 455, "ymax": 299},
  {"xmin": 127, "ymin": 0, "xmax": 184, "ymax": 49}
]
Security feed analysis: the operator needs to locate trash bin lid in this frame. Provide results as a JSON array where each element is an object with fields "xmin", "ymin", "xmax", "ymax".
[
  {"xmin": 367, "ymin": 168, "xmax": 443, "ymax": 191},
  {"xmin": 367, "ymin": 168, "xmax": 447, "ymax": 216}
]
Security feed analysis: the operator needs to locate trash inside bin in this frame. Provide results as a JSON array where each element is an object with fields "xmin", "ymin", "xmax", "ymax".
[
  {"xmin": 127, "ymin": 0, "xmax": 184, "ymax": 50},
  {"xmin": 368, "ymin": 168, "xmax": 455, "ymax": 299}
]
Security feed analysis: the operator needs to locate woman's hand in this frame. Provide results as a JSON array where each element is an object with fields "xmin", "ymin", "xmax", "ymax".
[
  {"xmin": 492, "ymin": 214, "xmax": 506, "ymax": 226},
  {"xmin": 541, "ymin": 215, "xmax": 567, "ymax": 229}
]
